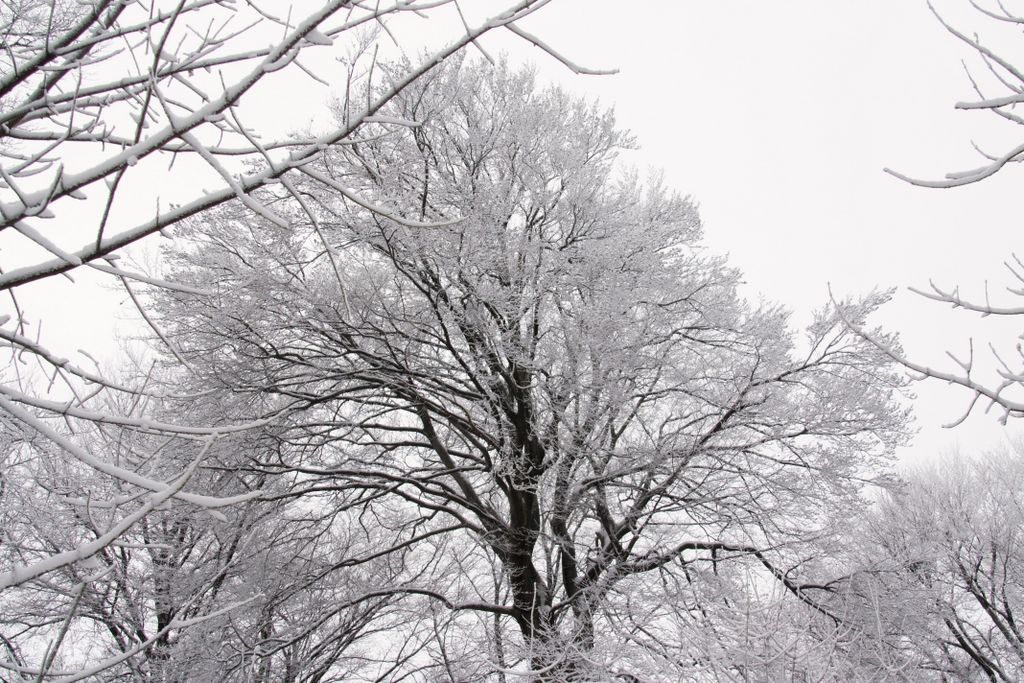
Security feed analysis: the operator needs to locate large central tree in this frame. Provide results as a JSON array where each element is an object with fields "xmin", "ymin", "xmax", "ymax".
[{"xmin": 155, "ymin": 59, "xmax": 910, "ymax": 680}]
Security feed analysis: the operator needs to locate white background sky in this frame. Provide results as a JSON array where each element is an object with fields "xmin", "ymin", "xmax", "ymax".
[
  {"xmin": 471, "ymin": 0, "xmax": 1024, "ymax": 466},
  {"xmin": 7, "ymin": 0, "xmax": 1021, "ymax": 467}
]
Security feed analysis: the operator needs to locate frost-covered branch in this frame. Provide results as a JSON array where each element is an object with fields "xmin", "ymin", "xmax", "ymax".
[{"xmin": 885, "ymin": 1, "xmax": 1024, "ymax": 187}]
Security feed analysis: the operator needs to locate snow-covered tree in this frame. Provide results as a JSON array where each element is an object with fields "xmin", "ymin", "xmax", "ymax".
[
  {"xmin": 0, "ymin": 379, "xmax": 416, "ymax": 681},
  {"xmin": 837, "ymin": 442, "xmax": 1024, "ymax": 682},
  {"xmin": 152, "ymin": 59, "xmax": 912, "ymax": 680},
  {"xmin": 1, "ymin": 1, "xmax": 593, "ymax": 678}
]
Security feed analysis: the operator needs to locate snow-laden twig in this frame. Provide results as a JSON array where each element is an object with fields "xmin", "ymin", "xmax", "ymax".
[{"xmin": 0, "ymin": 394, "xmax": 266, "ymax": 513}]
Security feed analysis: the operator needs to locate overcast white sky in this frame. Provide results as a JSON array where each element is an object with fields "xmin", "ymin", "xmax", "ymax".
[
  {"xmin": 6, "ymin": 0, "xmax": 1021, "ymax": 467},
  {"xmin": 470, "ymin": 0, "xmax": 1024, "ymax": 465}
]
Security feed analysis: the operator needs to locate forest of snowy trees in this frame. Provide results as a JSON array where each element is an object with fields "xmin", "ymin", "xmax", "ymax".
[{"xmin": 1, "ymin": 1, "xmax": 1023, "ymax": 681}]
